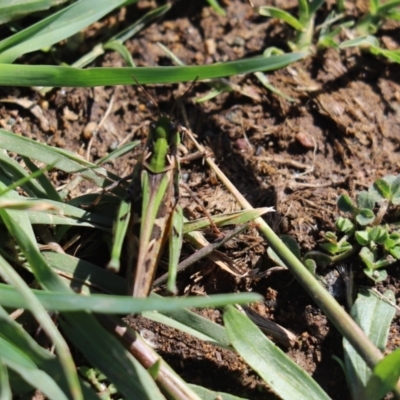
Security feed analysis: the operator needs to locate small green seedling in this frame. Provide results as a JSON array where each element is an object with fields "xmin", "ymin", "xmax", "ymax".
[
  {"xmin": 255, "ymin": 0, "xmax": 325, "ymax": 51},
  {"xmin": 315, "ymin": 174, "xmax": 400, "ymax": 282}
]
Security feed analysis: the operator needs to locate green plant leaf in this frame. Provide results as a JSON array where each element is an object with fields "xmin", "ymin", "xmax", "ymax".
[
  {"xmin": 390, "ymin": 176, "xmax": 400, "ymax": 204},
  {"xmin": 304, "ymin": 258, "xmax": 317, "ymax": 275},
  {"xmin": 377, "ymin": 0, "xmax": 400, "ymax": 15},
  {"xmin": 0, "ymin": 356, "xmax": 11, "ymax": 400},
  {"xmin": 368, "ymin": 226, "xmax": 388, "ymax": 244},
  {"xmin": 319, "ymin": 242, "xmax": 339, "ymax": 254},
  {"xmin": 320, "ymin": 232, "xmax": 352, "ymax": 254},
  {"xmin": 256, "ymin": 6, "xmax": 305, "ymax": 30},
  {"xmin": 0, "ymin": 129, "xmax": 121, "ymax": 197},
  {"xmin": 223, "ymin": 305, "xmax": 330, "ymax": 399},
  {"xmin": 324, "ymin": 231, "xmax": 338, "ymax": 243},
  {"xmin": 359, "ymin": 246, "xmax": 375, "ymax": 269},
  {"xmin": 0, "ymin": 283, "xmax": 262, "ymax": 313},
  {"xmin": 60, "ymin": 314, "xmax": 165, "ymax": 400},
  {"xmin": 373, "ymin": 179, "xmax": 392, "ymax": 200},
  {"xmin": 370, "ymin": 0, "xmax": 380, "ymax": 14},
  {"xmin": 337, "ymin": 194, "xmax": 355, "ymax": 213},
  {"xmin": 0, "ymin": 52, "xmax": 306, "ymax": 87},
  {"xmin": 388, "ymin": 245, "xmax": 400, "ymax": 259},
  {"xmin": 336, "ymin": 217, "xmax": 354, "ymax": 233},
  {"xmin": 309, "ymin": 0, "xmax": 325, "ymax": 16},
  {"xmin": 374, "ymin": 255, "xmax": 396, "ymax": 269},
  {"xmin": 0, "ymin": 0, "xmax": 68, "ymax": 24},
  {"xmin": 303, "ymin": 251, "xmax": 333, "ymax": 267},
  {"xmin": 364, "ymin": 268, "xmax": 387, "ymax": 281},
  {"xmin": 0, "ymin": 329, "xmax": 72, "ymax": 400},
  {"xmin": 343, "ymin": 289, "xmax": 396, "ymax": 399},
  {"xmin": 206, "ymin": 0, "xmax": 226, "ymax": 16},
  {"xmin": 356, "ymin": 208, "xmax": 375, "ymax": 226},
  {"xmin": 297, "ymin": 0, "xmax": 310, "ymax": 23},
  {"xmin": 339, "ymin": 35, "xmax": 380, "ymax": 49},
  {"xmin": 189, "ymin": 384, "xmax": 247, "ymax": 399},
  {"xmin": 371, "ymin": 47, "xmax": 400, "ymax": 63},
  {"xmin": 364, "ymin": 348, "xmax": 400, "ymax": 400},
  {"xmin": 0, "ymin": 0, "xmax": 132, "ymax": 63},
  {"xmin": 357, "ymin": 191, "xmax": 376, "ymax": 210},
  {"xmin": 355, "ymin": 231, "xmax": 370, "ymax": 246}
]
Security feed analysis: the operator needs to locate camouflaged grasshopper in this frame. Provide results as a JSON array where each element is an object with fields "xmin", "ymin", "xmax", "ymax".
[{"xmin": 108, "ymin": 114, "xmax": 183, "ymax": 298}]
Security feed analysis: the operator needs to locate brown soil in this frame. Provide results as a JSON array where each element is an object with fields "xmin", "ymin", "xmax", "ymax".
[{"xmin": 2, "ymin": 1, "xmax": 400, "ymax": 399}]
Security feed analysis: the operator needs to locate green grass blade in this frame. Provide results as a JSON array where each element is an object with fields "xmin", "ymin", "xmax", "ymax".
[
  {"xmin": 60, "ymin": 313, "xmax": 165, "ymax": 400},
  {"xmin": 298, "ymin": 0, "xmax": 310, "ymax": 23},
  {"xmin": 343, "ymin": 289, "xmax": 396, "ymax": 399},
  {"xmin": 0, "ymin": 284, "xmax": 262, "ymax": 313},
  {"xmin": 0, "ymin": 0, "xmax": 69, "ymax": 24},
  {"xmin": 22, "ymin": 157, "xmax": 61, "ymax": 201},
  {"xmin": 167, "ymin": 205, "xmax": 183, "ymax": 294},
  {"xmin": 0, "ymin": 184, "xmax": 83, "ymax": 399},
  {"xmin": 0, "ymin": 151, "xmax": 49, "ymax": 198},
  {"xmin": 189, "ymin": 384, "xmax": 247, "ymax": 400},
  {"xmin": 1, "ymin": 194, "xmax": 114, "ymax": 229},
  {"xmin": 96, "ymin": 140, "xmax": 140, "ymax": 165},
  {"xmin": 0, "ymin": 0, "xmax": 133, "ymax": 63},
  {"xmin": 370, "ymin": 0, "xmax": 380, "ymax": 14},
  {"xmin": 205, "ymin": 0, "xmax": 226, "ymax": 16},
  {"xmin": 42, "ymin": 251, "xmax": 127, "ymax": 294},
  {"xmin": 183, "ymin": 208, "xmax": 271, "ymax": 233},
  {"xmin": 146, "ymin": 300, "xmax": 230, "ymax": 349},
  {"xmin": 377, "ymin": 0, "xmax": 400, "ymax": 14},
  {"xmin": 0, "ymin": 306, "xmax": 98, "ymax": 399},
  {"xmin": 143, "ymin": 311, "xmax": 227, "ymax": 348},
  {"xmin": 370, "ymin": 47, "xmax": 400, "ymax": 63},
  {"xmin": 309, "ymin": 0, "xmax": 325, "ymax": 17},
  {"xmin": 1, "ymin": 354, "xmax": 68, "ymax": 400},
  {"xmin": 0, "ymin": 357, "xmax": 11, "ymax": 400},
  {"xmin": 0, "ymin": 129, "xmax": 120, "ymax": 193},
  {"xmin": 257, "ymin": 6, "xmax": 304, "ymax": 30},
  {"xmin": 0, "ymin": 253, "xmax": 81, "ymax": 400},
  {"xmin": 72, "ymin": 4, "xmax": 170, "ymax": 70},
  {"xmin": 103, "ymin": 41, "xmax": 136, "ymax": 67},
  {"xmin": 365, "ymin": 348, "xmax": 400, "ymax": 400},
  {"xmin": 224, "ymin": 305, "xmax": 330, "ymax": 400},
  {"xmin": 108, "ymin": 194, "xmax": 131, "ymax": 273},
  {"xmin": 0, "ymin": 52, "xmax": 305, "ymax": 86}
]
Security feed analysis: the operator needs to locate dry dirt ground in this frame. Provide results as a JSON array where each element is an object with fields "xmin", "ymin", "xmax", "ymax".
[{"xmin": 1, "ymin": 1, "xmax": 400, "ymax": 399}]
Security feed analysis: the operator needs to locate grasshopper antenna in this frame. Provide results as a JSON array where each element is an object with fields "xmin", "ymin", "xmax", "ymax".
[
  {"xmin": 132, "ymin": 75, "xmax": 161, "ymax": 114},
  {"xmin": 170, "ymin": 76, "xmax": 199, "ymax": 116}
]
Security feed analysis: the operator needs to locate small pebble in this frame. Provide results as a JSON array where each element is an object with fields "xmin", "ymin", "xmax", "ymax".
[
  {"xmin": 82, "ymin": 121, "xmax": 97, "ymax": 140},
  {"xmin": 205, "ymin": 38, "xmax": 216, "ymax": 55},
  {"xmin": 295, "ymin": 132, "xmax": 314, "ymax": 149},
  {"xmin": 234, "ymin": 138, "xmax": 249, "ymax": 151}
]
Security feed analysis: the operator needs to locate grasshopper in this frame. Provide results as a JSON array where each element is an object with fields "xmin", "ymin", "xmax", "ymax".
[
  {"xmin": 123, "ymin": 115, "xmax": 183, "ymax": 298},
  {"xmin": 107, "ymin": 95, "xmax": 272, "ymax": 298}
]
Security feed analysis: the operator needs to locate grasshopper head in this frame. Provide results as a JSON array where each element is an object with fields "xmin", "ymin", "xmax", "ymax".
[{"xmin": 147, "ymin": 116, "xmax": 179, "ymax": 173}]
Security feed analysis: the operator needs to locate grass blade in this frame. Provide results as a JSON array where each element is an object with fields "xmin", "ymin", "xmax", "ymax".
[
  {"xmin": 343, "ymin": 289, "xmax": 396, "ymax": 399},
  {"xmin": 0, "ymin": 357, "xmax": 11, "ymax": 400},
  {"xmin": 0, "ymin": 129, "xmax": 120, "ymax": 194},
  {"xmin": 224, "ymin": 305, "xmax": 330, "ymax": 400},
  {"xmin": 189, "ymin": 384, "xmax": 247, "ymax": 400},
  {"xmin": 60, "ymin": 313, "xmax": 165, "ymax": 400},
  {"xmin": 365, "ymin": 348, "xmax": 400, "ymax": 400},
  {"xmin": 0, "ymin": 0, "xmax": 133, "ymax": 63},
  {"xmin": 0, "ymin": 52, "xmax": 305, "ymax": 86},
  {"xmin": 0, "ymin": 0, "xmax": 68, "ymax": 24},
  {"xmin": 0, "ymin": 252, "xmax": 81, "ymax": 400},
  {"xmin": 0, "ymin": 284, "xmax": 262, "ymax": 313}
]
